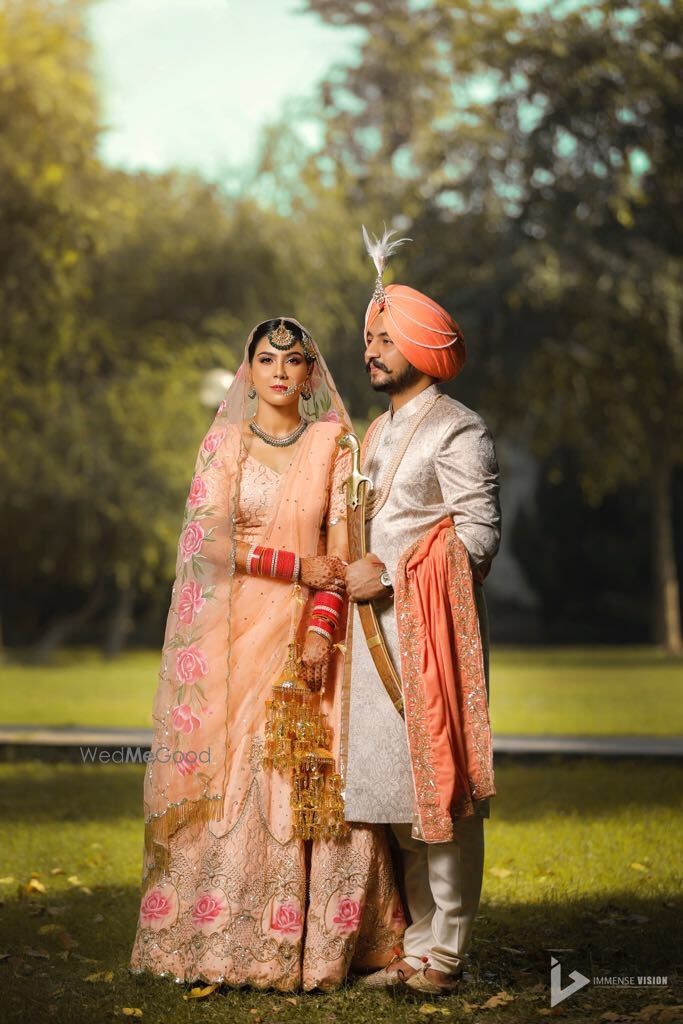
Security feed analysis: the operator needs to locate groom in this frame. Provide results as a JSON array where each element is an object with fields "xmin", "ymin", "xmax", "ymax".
[{"xmin": 343, "ymin": 252, "xmax": 501, "ymax": 994}]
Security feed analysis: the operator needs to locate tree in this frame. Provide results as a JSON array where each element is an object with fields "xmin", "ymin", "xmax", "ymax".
[{"xmin": 303, "ymin": 0, "xmax": 683, "ymax": 651}]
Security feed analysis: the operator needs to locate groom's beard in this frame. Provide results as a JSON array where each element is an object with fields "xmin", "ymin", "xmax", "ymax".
[{"xmin": 366, "ymin": 359, "xmax": 422, "ymax": 395}]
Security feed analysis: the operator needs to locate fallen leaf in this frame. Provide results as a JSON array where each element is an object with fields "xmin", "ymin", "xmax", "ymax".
[
  {"xmin": 67, "ymin": 876, "xmax": 83, "ymax": 887},
  {"xmin": 38, "ymin": 925, "xmax": 64, "ymax": 936},
  {"xmin": 121, "ymin": 1010, "xmax": 143, "ymax": 1018},
  {"xmin": 0, "ymin": 877, "xmax": 16, "ymax": 885},
  {"xmin": 182, "ymin": 984, "xmax": 218, "ymax": 1000},
  {"xmin": 84, "ymin": 970, "xmax": 114, "ymax": 983},
  {"xmin": 481, "ymin": 990, "xmax": 515, "ymax": 1009},
  {"xmin": 49, "ymin": 868, "xmax": 64, "ymax": 876},
  {"xmin": 500, "ymin": 946, "xmax": 526, "ymax": 956},
  {"xmin": 629, "ymin": 863, "xmax": 649, "ymax": 873},
  {"xmin": 419, "ymin": 1005, "xmax": 451, "ymax": 1016},
  {"xmin": 24, "ymin": 877, "xmax": 47, "ymax": 894},
  {"xmin": 490, "ymin": 867, "xmax": 512, "ymax": 879},
  {"xmin": 285, "ymin": 998, "xmax": 298, "ymax": 1006}
]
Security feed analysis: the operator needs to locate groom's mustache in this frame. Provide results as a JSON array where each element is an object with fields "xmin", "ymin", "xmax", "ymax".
[{"xmin": 365, "ymin": 359, "xmax": 391, "ymax": 374}]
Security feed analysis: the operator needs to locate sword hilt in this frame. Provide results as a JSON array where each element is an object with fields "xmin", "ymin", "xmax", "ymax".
[{"xmin": 338, "ymin": 433, "xmax": 373, "ymax": 511}]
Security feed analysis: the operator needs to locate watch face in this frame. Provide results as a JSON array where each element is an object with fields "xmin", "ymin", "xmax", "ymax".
[{"xmin": 380, "ymin": 570, "xmax": 393, "ymax": 588}]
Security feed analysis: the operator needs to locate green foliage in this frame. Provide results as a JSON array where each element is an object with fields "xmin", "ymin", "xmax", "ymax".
[
  {"xmin": 0, "ymin": 1, "xmax": 314, "ymax": 645},
  {"xmin": 303, "ymin": 0, "xmax": 683, "ymax": 494},
  {"xmin": 2, "ymin": 0, "xmax": 681, "ymax": 648}
]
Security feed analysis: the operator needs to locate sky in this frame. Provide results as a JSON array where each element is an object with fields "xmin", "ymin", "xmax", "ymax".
[{"xmin": 87, "ymin": 0, "xmax": 364, "ymax": 179}]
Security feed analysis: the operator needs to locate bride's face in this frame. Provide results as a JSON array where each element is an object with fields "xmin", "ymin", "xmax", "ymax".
[{"xmin": 250, "ymin": 337, "xmax": 311, "ymax": 409}]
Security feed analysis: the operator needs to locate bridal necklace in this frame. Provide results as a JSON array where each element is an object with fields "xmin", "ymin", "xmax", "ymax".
[{"xmin": 249, "ymin": 416, "xmax": 308, "ymax": 448}]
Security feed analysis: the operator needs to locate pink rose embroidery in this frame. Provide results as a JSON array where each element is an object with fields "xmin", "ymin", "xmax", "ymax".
[
  {"xmin": 187, "ymin": 473, "xmax": 208, "ymax": 508},
  {"xmin": 192, "ymin": 893, "xmax": 225, "ymax": 926},
  {"xmin": 202, "ymin": 431, "xmax": 224, "ymax": 454},
  {"xmin": 180, "ymin": 521, "xmax": 204, "ymax": 562},
  {"xmin": 271, "ymin": 901, "xmax": 303, "ymax": 936},
  {"xmin": 320, "ymin": 410, "xmax": 340, "ymax": 423},
  {"xmin": 140, "ymin": 887, "xmax": 173, "ymax": 924},
  {"xmin": 178, "ymin": 580, "xmax": 205, "ymax": 624},
  {"xmin": 332, "ymin": 897, "xmax": 362, "ymax": 933},
  {"xmin": 175, "ymin": 644, "xmax": 208, "ymax": 685},
  {"xmin": 174, "ymin": 752, "xmax": 200, "ymax": 776},
  {"xmin": 216, "ymin": 400, "xmax": 227, "ymax": 415},
  {"xmin": 171, "ymin": 704, "xmax": 201, "ymax": 734}
]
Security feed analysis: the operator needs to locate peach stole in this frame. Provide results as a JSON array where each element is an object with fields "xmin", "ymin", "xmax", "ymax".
[{"xmin": 394, "ymin": 517, "xmax": 496, "ymax": 842}]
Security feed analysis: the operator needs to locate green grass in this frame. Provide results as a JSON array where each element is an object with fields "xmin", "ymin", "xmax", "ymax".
[
  {"xmin": 1, "ymin": 645, "xmax": 682, "ymax": 735},
  {"xmin": 0, "ymin": 759, "xmax": 681, "ymax": 1023}
]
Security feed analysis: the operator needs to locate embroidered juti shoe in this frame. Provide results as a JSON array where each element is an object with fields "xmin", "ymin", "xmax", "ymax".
[
  {"xmin": 403, "ymin": 963, "xmax": 464, "ymax": 996},
  {"xmin": 356, "ymin": 953, "xmax": 420, "ymax": 989}
]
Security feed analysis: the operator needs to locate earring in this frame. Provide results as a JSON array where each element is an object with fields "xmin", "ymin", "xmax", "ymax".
[
  {"xmin": 301, "ymin": 384, "xmax": 312, "ymax": 400},
  {"xmin": 248, "ymin": 385, "xmax": 256, "ymax": 399}
]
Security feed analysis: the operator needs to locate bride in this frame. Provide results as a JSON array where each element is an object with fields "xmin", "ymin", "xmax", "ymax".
[{"xmin": 129, "ymin": 317, "xmax": 406, "ymax": 992}]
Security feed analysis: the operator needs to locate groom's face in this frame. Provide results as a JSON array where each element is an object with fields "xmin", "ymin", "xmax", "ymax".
[{"xmin": 365, "ymin": 314, "xmax": 421, "ymax": 394}]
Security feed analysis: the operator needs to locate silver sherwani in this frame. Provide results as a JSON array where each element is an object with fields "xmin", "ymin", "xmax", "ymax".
[{"xmin": 343, "ymin": 383, "xmax": 501, "ymax": 825}]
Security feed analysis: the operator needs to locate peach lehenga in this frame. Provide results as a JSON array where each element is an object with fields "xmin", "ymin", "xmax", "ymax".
[{"xmin": 129, "ymin": 320, "xmax": 405, "ymax": 992}]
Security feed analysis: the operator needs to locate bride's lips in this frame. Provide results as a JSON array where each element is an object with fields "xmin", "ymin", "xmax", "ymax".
[{"xmin": 270, "ymin": 385, "xmax": 288, "ymax": 392}]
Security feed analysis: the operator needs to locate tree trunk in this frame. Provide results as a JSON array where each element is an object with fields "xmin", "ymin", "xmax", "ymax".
[
  {"xmin": 103, "ymin": 583, "xmax": 136, "ymax": 658},
  {"xmin": 32, "ymin": 579, "xmax": 106, "ymax": 663},
  {"xmin": 650, "ymin": 456, "xmax": 683, "ymax": 655}
]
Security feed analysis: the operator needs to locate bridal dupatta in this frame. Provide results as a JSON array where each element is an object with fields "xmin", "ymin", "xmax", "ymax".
[
  {"xmin": 133, "ymin": 319, "xmax": 406, "ymax": 990},
  {"xmin": 140, "ymin": 318, "xmax": 355, "ymax": 886}
]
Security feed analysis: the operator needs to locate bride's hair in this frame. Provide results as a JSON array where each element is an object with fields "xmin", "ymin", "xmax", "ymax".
[{"xmin": 248, "ymin": 318, "xmax": 311, "ymax": 363}]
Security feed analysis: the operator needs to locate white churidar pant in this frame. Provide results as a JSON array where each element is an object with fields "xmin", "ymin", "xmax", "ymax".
[{"xmin": 391, "ymin": 815, "xmax": 485, "ymax": 975}]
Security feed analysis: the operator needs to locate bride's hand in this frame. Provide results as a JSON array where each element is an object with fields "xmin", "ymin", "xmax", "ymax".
[
  {"xmin": 299, "ymin": 555, "xmax": 347, "ymax": 592},
  {"xmin": 300, "ymin": 631, "xmax": 332, "ymax": 692}
]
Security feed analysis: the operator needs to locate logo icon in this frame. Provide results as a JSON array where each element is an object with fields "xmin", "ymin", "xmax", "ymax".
[{"xmin": 550, "ymin": 955, "xmax": 590, "ymax": 1006}]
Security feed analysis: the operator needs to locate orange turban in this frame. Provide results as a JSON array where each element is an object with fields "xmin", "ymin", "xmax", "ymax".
[{"xmin": 364, "ymin": 283, "xmax": 466, "ymax": 382}]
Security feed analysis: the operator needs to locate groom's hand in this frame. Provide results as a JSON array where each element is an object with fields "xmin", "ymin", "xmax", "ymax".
[{"xmin": 344, "ymin": 553, "xmax": 391, "ymax": 602}]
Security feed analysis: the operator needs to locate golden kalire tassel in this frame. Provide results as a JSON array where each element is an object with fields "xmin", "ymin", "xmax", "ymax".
[{"xmin": 264, "ymin": 642, "xmax": 348, "ymax": 840}]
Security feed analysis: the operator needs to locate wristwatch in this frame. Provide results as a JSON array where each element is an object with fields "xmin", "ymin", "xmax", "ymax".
[{"xmin": 379, "ymin": 569, "xmax": 393, "ymax": 593}]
